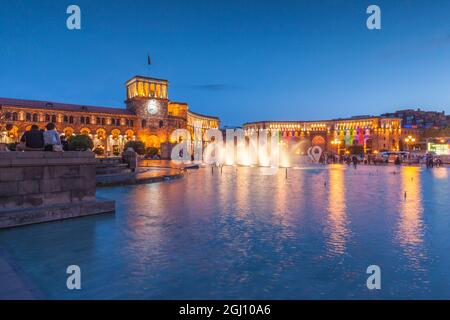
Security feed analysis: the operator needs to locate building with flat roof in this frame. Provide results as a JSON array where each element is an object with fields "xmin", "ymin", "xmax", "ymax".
[
  {"xmin": 0, "ymin": 75, "xmax": 220, "ymax": 157},
  {"xmin": 243, "ymin": 116, "xmax": 403, "ymax": 154}
]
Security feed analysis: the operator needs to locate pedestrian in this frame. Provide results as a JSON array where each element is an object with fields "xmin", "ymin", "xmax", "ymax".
[
  {"xmin": 18, "ymin": 124, "xmax": 44, "ymax": 151},
  {"xmin": 43, "ymin": 123, "xmax": 62, "ymax": 151}
]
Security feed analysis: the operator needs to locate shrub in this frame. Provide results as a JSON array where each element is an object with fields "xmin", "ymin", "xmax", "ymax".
[
  {"xmin": 93, "ymin": 146, "xmax": 105, "ymax": 156},
  {"xmin": 124, "ymin": 141, "xmax": 146, "ymax": 155},
  {"xmin": 146, "ymin": 147, "xmax": 159, "ymax": 158},
  {"xmin": 68, "ymin": 135, "xmax": 94, "ymax": 151},
  {"xmin": 7, "ymin": 142, "xmax": 19, "ymax": 151}
]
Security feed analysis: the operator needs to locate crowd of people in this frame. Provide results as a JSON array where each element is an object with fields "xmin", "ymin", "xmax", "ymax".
[
  {"xmin": 321, "ymin": 151, "xmax": 444, "ymax": 168},
  {"xmin": 16, "ymin": 123, "xmax": 69, "ymax": 152}
]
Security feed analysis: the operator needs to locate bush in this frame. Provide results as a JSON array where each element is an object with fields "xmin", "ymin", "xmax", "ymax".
[
  {"xmin": 93, "ymin": 146, "xmax": 105, "ymax": 156},
  {"xmin": 146, "ymin": 147, "xmax": 159, "ymax": 158},
  {"xmin": 7, "ymin": 142, "xmax": 19, "ymax": 151},
  {"xmin": 124, "ymin": 141, "xmax": 146, "ymax": 155},
  {"xmin": 68, "ymin": 135, "xmax": 94, "ymax": 151}
]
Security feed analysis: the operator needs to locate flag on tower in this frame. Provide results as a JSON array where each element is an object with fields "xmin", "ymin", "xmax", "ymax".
[{"xmin": 147, "ymin": 53, "xmax": 152, "ymax": 65}]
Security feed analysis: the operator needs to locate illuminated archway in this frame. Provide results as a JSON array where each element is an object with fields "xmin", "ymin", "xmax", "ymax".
[
  {"xmin": 111, "ymin": 129, "xmax": 121, "ymax": 140},
  {"xmin": 80, "ymin": 128, "xmax": 91, "ymax": 136},
  {"xmin": 311, "ymin": 135, "xmax": 326, "ymax": 146},
  {"xmin": 145, "ymin": 135, "xmax": 161, "ymax": 148},
  {"xmin": 125, "ymin": 129, "xmax": 135, "ymax": 140},
  {"xmin": 96, "ymin": 128, "xmax": 106, "ymax": 140},
  {"xmin": 7, "ymin": 126, "xmax": 19, "ymax": 139},
  {"xmin": 63, "ymin": 127, "xmax": 74, "ymax": 137}
]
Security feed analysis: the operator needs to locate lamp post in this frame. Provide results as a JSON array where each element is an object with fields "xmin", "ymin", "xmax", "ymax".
[
  {"xmin": 404, "ymin": 135, "xmax": 416, "ymax": 151},
  {"xmin": 331, "ymin": 138, "xmax": 342, "ymax": 155}
]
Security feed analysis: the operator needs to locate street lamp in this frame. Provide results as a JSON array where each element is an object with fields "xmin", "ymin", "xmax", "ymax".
[
  {"xmin": 331, "ymin": 138, "xmax": 342, "ymax": 154},
  {"xmin": 404, "ymin": 135, "xmax": 416, "ymax": 151}
]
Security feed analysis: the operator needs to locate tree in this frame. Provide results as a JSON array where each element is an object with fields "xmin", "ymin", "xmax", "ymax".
[
  {"xmin": 124, "ymin": 141, "xmax": 146, "ymax": 155},
  {"xmin": 68, "ymin": 135, "xmax": 94, "ymax": 151}
]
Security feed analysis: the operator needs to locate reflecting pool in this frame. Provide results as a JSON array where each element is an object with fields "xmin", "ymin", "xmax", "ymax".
[{"xmin": 0, "ymin": 165, "xmax": 449, "ymax": 299}]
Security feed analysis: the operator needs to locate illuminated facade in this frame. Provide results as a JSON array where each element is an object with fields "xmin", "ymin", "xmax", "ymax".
[
  {"xmin": 0, "ymin": 75, "xmax": 220, "ymax": 157},
  {"xmin": 244, "ymin": 116, "xmax": 403, "ymax": 154}
]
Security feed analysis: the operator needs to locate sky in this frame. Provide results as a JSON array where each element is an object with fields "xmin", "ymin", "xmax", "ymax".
[{"xmin": 1, "ymin": 0, "xmax": 450, "ymax": 126}]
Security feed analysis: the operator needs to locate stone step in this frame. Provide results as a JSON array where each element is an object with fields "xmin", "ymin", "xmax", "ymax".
[
  {"xmin": 96, "ymin": 169, "xmax": 184, "ymax": 187},
  {"xmin": 96, "ymin": 157, "xmax": 123, "ymax": 165},
  {"xmin": 96, "ymin": 166, "xmax": 131, "ymax": 175},
  {"xmin": 96, "ymin": 163, "xmax": 128, "ymax": 169},
  {"xmin": 96, "ymin": 172, "xmax": 136, "ymax": 186}
]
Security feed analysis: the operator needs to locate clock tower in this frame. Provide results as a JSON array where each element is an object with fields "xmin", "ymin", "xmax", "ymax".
[{"xmin": 125, "ymin": 76, "xmax": 169, "ymax": 118}]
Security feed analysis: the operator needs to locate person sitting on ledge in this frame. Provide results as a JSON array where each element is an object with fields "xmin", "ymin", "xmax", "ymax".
[
  {"xmin": 43, "ymin": 122, "xmax": 62, "ymax": 151},
  {"xmin": 60, "ymin": 134, "xmax": 69, "ymax": 151},
  {"xmin": 17, "ymin": 124, "xmax": 44, "ymax": 151}
]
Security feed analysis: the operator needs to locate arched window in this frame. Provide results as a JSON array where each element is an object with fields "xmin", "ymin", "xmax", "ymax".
[
  {"xmin": 4, "ymin": 112, "xmax": 11, "ymax": 120},
  {"xmin": 116, "ymin": 119, "xmax": 121, "ymax": 126},
  {"xmin": 86, "ymin": 117, "xmax": 90, "ymax": 125},
  {"xmin": 26, "ymin": 113, "xmax": 31, "ymax": 121},
  {"xmin": 69, "ymin": 116, "xmax": 74, "ymax": 124},
  {"xmin": 96, "ymin": 128, "xmax": 106, "ymax": 140},
  {"xmin": 51, "ymin": 115, "xmax": 57, "ymax": 123},
  {"xmin": 159, "ymin": 120, "xmax": 164, "ymax": 128},
  {"xmin": 32, "ymin": 114, "xmax": 38, "ymax": 122},
  {"xmin": 45, "ymin": 114, "xmax": 50, "ymax": 122},
  {"xmin": 12, "ymin": 112, "xmax": 18, "ymax": 121},
  {"xmin": 111, "ymin": 118, "xmax": 116, "ymax": 126},
  {"xmin": 80, "ymin": 116, "xmax": 85, "ymax": 124},
  {"xmin": 141, "ymin": 119, "xmax": 146, "ymax": 128},
  {"xmin": 63, "ymin": 115, "xmax": 68, "ymax": 123}
]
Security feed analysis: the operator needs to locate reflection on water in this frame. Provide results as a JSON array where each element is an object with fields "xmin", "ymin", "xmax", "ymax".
[
  {"xmin": 326, "ymin": 165, "xmax": 348, "ymax": 256},
  {"xmin": 432, "ymin": 167, "xmax": 448, "ymax": 180},
  {"xmin": 398, "ymin": 167, "xmax": 424, "ymax": 247},
  {"xmin": 395, "ymin": 166, "xmax": 428, "ymax": 285},
  {"xmin": 0, "ymin": 165, "xmax": 449, "ymax": 299}
]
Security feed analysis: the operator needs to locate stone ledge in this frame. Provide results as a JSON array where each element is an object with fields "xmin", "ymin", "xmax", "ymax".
[
  {"xmin": 0, "ymin": 158, "xmax": 97, "ymax": 167},
  {"xmin": 0, "ymin": 151, "xmax": 94, "ymax": 160},
  {"xmin": 0, "ymin": 199, "xmax": 115, "ymax": 229}
]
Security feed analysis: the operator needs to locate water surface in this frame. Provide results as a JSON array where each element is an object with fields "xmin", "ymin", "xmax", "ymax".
[{"xmin": 0, "ymin": 165, "xmax": 449, "ymax": 299}]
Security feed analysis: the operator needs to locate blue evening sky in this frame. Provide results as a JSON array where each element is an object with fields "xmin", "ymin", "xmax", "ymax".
[{"xmin": 1, "ymin": 0, "xmax": 450, "ymax": 126}]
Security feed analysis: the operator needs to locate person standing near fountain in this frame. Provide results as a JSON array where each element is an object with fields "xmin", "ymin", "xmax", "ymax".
[{"xmin": 352, "ymin": 155, "xmax": 358, "ymax": 169}]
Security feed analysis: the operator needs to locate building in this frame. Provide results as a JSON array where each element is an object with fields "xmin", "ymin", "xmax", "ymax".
[
  {"xmin": 381, "ymin": 108, "xmax": 450, "ymax": 151},
  {"xmin": 382, "ymin": 108, "xmax": 449, "ymax": 130},
  {"xmin": 243, "ymin": 116, "xmax": 402, "ymax": 154},
  {"xmin": 0, "ymin": 75, "xmax": 220, "ymax": 157}
]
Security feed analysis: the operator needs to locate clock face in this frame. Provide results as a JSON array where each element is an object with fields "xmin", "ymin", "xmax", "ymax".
[{"xmin": 147, "ymin": 100, "xmax": 159, "ymax": 115}]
